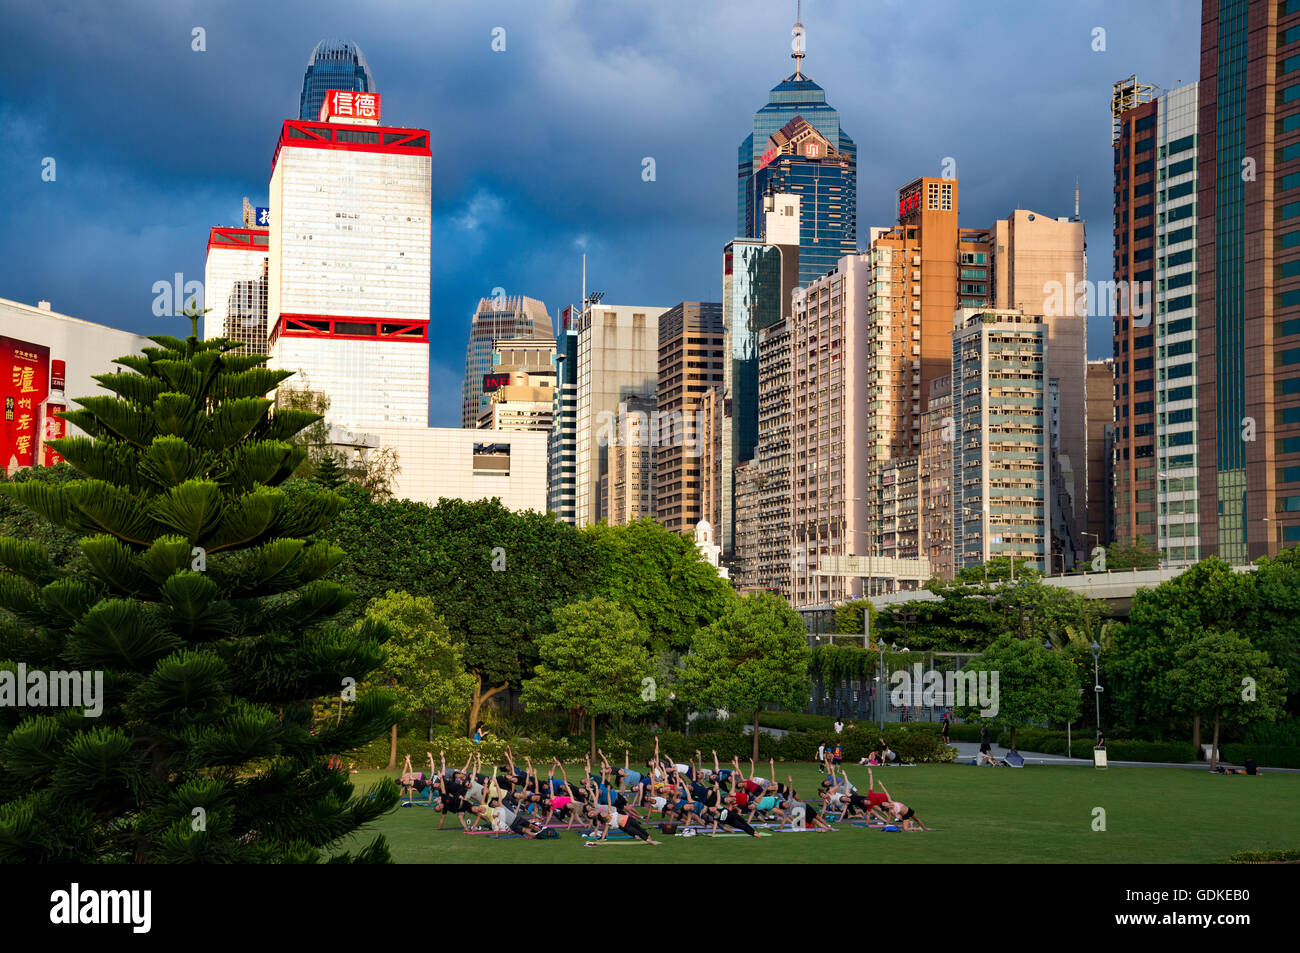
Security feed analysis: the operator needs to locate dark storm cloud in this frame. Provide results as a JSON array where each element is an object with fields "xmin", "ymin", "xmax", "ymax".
[{"xmin": 0, "ymin": 0, "xmax": 1197, "ymax": 426}]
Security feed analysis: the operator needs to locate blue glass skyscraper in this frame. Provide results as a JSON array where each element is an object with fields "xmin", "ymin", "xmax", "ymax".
[
  {"xmin": 737, "ymin": 13, "xmax": 856, "ymax": 287},
  {"xmin": 299, "ymin": 40, "xmax": 375, "ymax": 122}
]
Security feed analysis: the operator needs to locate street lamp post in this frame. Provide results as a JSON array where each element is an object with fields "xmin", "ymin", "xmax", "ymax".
[{"xmin": 1091, "ymin": 639, "xmax": 1103, "ymax": 745}]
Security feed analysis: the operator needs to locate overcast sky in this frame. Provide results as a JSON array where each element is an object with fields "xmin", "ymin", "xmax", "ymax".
[{"xmin": 1, "ymin": 0, "xmax": 1199, "ymax": 427}]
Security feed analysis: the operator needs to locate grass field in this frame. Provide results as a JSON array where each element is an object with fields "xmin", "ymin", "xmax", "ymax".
[{"xmin": 340, "ymin": 762, "xmax": 1300, "ymax": 864}]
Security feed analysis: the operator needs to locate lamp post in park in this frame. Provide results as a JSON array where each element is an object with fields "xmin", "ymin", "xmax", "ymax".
[{"xmin": 1091, "ymin": 639, "xmax": 1103, "ymax": 743}]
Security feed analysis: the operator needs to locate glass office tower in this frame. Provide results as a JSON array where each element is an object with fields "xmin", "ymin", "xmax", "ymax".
[
  {"xmin": 720, "ymin": 239, "xmax": 799, "ymax": 551},
  {"xmin": 737, "ymin": 55, "xmax": 857, "ymax": 287},
  {"xmin": 1198, "ymin": 0, "xmax": 1300, "ymax": 561},
  {"xmin": 299, "ymin": 40, "xmax": 375, "ymax": 122}
]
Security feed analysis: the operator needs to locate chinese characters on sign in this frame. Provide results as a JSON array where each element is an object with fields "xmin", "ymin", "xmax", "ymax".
[
  {"xmin": 319, "ymin": 90, "xmax": 381, "ymax": 123},
  {"xmin": 898, "ymin": 190, "xmax": 921, "ymax": 219},
  {"xmin": 1, "ymin": 337, "xmax": 51, "ymax": 474}
]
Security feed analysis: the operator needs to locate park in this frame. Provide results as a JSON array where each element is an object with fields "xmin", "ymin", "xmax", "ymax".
[{"xmin": 0, "ymin": 326, "xmax": 1296, "ymax": 865}]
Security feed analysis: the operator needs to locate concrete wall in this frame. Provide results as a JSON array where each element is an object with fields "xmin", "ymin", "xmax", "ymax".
[{"xmin": 365, "ymin": 426, "xmax": 548, "ymax": 513}]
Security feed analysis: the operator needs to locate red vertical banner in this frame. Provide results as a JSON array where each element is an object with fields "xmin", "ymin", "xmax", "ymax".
[{"xmin": 1, "ymin": 337, "xmax": 51, "ymax": 474}]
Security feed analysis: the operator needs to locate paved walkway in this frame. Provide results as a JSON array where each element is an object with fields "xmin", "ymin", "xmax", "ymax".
[{"xmin": 946, "ymin": 741, "xmax": 1300, "ymax": 773}]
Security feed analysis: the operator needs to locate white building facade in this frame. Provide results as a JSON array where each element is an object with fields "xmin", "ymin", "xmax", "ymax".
[
  {"xmin": 204, "ymin": 226, "xmax": 269, "ymax": 354},
  {"xmin": 266, "ymin": 98, "xmax": 432, "ymax": 432},
  {"xmin": 0, "ymin": 298, "xmax": 152, "ymax": 472}
]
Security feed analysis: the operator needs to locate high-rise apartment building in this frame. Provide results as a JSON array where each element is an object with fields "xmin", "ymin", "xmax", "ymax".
[
  {"xmin": 737, "ymin": 10, "xmax": 856, "ymax": 286},
  {"xmin": 990, "ymin": 209, "xmax": 1087, "ymax": 560},
  {"xmin": 656, "ymin": 301, "xmax": 724, "ymax": 535},
  {"xmin": 461, "ymin": 296, "xmax": 553, "ymax": 428},
  {"xmin": 1087, "ymin": 358, "xmax": 1116, "ymax": 549},
  {"xmin": 574, "ymin": 305, "xmax": 667, "ymax": 527},
  {"xmin": 919, "ymin": 373, "xmax": 955, "ymax": 580},
  {"xmin": 866, "ymin": 179, "xmax": 992, "ymax": 455},
  {"xmin": 756, "ymin": 317, "xmax": 793, "ymax": 596},
  {"xmin": 266, "ymin": 93, "xmax": 431, "ymax": 432},
  {"xmin": 789, "ymin": 255, "xmax": 869, "ymax": 607},
  {"xmin": 698, "ymin": 385, "xmax": 724, "ymax": 535},
  {"xmin": 548, "ymin": 307, "xmax": 580, "ymax": 523},
  {"xmin": 871, "ymin": 457, "xmax": 921, "ymax": 564},
  {"xmin": 1197, "ymin": 0, "xmax": 1300, "ymax": 560},
  {"xmin": 733, "ymin": 460, "xmax": 762, "ymax": 588},
  {"xmin": 952, "ymin": 309, "xmax": 1050, "ymax": 573},
  {"xmin": 606, "ymin": 394, "xmax": 658, "ymax": 525},
  {"xmin": 204, "ymin": 226, "xmax": 269, "ymax": 355},
  {"xmin": 1112, "ymin": 77, "xmax": 1201, "ymax": 565},
  {"xmin": 299, "ymin": 40, "xmax": 375, "ymax": 123}
]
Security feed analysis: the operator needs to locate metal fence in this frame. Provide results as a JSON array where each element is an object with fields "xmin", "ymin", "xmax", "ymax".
[{"xmin": 807, "ymin": 646, "xmax": 980, "ymax": 724}]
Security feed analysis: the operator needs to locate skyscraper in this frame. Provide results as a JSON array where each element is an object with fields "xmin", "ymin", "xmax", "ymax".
[
  {"xmin": 656, "ymin": 301, "xmax": 724, "ymax": 535},
  {"xmin": 549, "ymin": 306, "xmax": 581, "ymax": 523},
  {"xmin": 574, "ymin": 305, "xmax": 667, "ymax": 527},
  {"xmin": 952, "ymin": 309, "xmax": 1051, "ymax": 574},
  {"xmin": 1112, "ymin": 77, "xmax": 1200, "ymax": 566},
  {"xmin": 461, "ymin": 296, "xmax": 553, "ymax": 428},
  {"xmin": 299, "ymin": 40, "xmax": 375, "ymax": 122},
  {"xmin": 720, "ymin": 236, "xmax": 799, "ymax": 552},
  {"xmin": 989, "ymin": 208, "xmax": 1087, "ymax": 561},
  {"xmin": 1198, "ymin": 0, "xmax": 1300, "ymax": 561},
  {"xmin": 737, "ymin": 8, "xmax": 856, "ymax": 287},
  {"xmin": 266, "ymin": 91, "xmax": 431, "ymax": 432},
  {"xmin": 204, "ymin": 226, "xmax": 268, "ymax": 356}
]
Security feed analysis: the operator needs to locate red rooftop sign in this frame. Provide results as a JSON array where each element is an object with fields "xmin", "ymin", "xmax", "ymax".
[{"xmin": 319, "ymin": 90, "xmax": 381, "ymax": 123}]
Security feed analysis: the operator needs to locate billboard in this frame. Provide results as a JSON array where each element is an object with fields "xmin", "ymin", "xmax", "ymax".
[
  {"xmin": 1, "ymin": 337, "xmax": 51, "ymax": 473},
  {"xmin": 319, "ymin": 90, "xmax": 381, "ymax": 123},
  {"xmin": 483, "ymin": 373, "xmax": 511, "ymax": 394}
]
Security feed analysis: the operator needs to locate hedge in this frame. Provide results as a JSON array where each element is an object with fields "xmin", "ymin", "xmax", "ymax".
[
  {"xmin": 1218, "ymin": 744, "xmax": 1300, "ymax": 770},
  {"xmin": 1229, "ymin": 849, "xmax": 1300, "ymax": 863}
]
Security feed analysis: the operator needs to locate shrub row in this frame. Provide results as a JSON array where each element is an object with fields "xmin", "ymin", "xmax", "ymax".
[
  {"xmin": 341, "ymin": 723, "xmax": 961, "ymax": 770},
  {"xmin": 1228, "ymin": 849, "xmax": 1300, "ymax": 863},
  {"xmin": 1218, "ymin": 744, "xmax": 1300, "ymax": 770}
]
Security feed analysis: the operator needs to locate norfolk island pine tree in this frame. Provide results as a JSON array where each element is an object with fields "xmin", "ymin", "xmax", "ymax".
[{"xmin": 0, "ymin": 308, "xmax": 400, "ymax": 863}]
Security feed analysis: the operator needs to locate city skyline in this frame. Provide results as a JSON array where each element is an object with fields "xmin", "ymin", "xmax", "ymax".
[{"xmin": 1, "ymin": 0, "xmax": 1197, "ymax": 427}]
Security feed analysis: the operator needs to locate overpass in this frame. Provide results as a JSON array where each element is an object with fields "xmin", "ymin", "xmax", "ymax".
[{"xmin": 863, "ymin": 565, "xmax": 1255, "ymax": 614}]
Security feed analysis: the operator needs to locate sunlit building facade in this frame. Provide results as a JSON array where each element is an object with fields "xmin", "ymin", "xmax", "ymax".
[{"xmin": 266, "ymin": 100, "xmax": 432, "ymax": 432}]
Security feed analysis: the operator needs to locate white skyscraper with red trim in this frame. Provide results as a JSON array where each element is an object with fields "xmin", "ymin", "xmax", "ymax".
[{"xmin": 267, "ymin": 90, "xmax": 432, "ymax": 431}]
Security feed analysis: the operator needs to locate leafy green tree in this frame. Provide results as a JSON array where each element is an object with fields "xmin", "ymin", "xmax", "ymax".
[
  {"xmin": 680, "ymin": 592, "xmax": 812, "ymax": 760},
  {"xmin": 520, "ymin": 598, "xmax": 653, "ymax": 759},
  {"xmin": 833, "ymin": 599, "xmax": 878, "ymax": 643},
  {"xmin": 582, "ymin": 518, "xmax": 735, "ymax": 654},
  {"xmin": 361, "ymin": 591, "xmax": 475, "ymax": 769},
  {"xmin": 1107, "ymin": 557, "xmax": 1255, "ymax": 742},
  {"xmin": 954, "ymin": 634, "xmax": 1082, "ymax": 749},
  {"xmin": 308, "ymin": 489, "xmax": 598, "ymax": 734},
  {"xmin": 1243, "ymin": 547, "xmax": 1300, "ymax": 718},
  {"xmin": 276, "ymin": 384, "xmax": 332, "ymax": 479},
  {"xmin": 0, "ymin": 318, "xmax": 397, "ymax": 863},
  {"xmin": 1168, "ymin": 629, "xmax": 1285, "ymax": 769},
  {"xmin": 1106, "ymin": 536, "xmax": 1161, "ymax": 570}
]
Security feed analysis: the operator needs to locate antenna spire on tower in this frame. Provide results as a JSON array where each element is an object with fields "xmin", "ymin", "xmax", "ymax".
[
  {"xmin": 1074, "ymin": 177, "xmax": 1080, "ymax": 221},
  {"xmin": 792, "ymin": 0, "xmax": 806, "ymax": 79}
]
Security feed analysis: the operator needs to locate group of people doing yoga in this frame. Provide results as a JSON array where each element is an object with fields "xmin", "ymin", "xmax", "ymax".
[{"xmin": 398, "ymin": 740, "xmax": 927, "ymax": 844}]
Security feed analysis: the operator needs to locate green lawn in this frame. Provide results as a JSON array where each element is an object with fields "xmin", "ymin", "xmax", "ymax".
[{"xmin": 340, "ymin": 763, "xmax": 1300, "ymax": 864}]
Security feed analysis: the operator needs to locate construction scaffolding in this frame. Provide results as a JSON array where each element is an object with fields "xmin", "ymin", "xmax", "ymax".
[{"xmin": 1112, "ymin": 75, "xmax": 1158, "ymax": 143}]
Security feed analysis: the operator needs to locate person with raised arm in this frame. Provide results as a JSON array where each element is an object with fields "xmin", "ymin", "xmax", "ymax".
[{"xmin": 583, "ymin": 802, "xmax": 660, "ymax": 845}]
